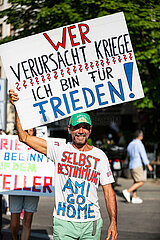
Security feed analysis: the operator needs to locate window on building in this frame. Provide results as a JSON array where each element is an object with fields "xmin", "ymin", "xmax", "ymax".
[{"xmin": 0, "ymin": 0, "xmax": 4, "ymax": 6}]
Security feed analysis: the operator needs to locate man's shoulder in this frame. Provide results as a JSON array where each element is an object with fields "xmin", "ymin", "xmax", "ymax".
[
  {"xmin": 135, "ymin": 139, "xmax": 143, "ymax": 146},
  {"xmin": 129, "ymin": 139, "xmax": 144, "ymax": 149},
  {"xmin": 93, "ymin": 145, "xmax": 108, "ymax": 157},
  {"xmin": 128, "ymin": 139, "xmax": 139, "ymax": 145}
]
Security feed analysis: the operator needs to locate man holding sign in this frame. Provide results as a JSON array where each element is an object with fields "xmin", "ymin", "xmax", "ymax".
[{"xmin": 9, "ymin": 89, "xmax": 118, "ymax": 240}]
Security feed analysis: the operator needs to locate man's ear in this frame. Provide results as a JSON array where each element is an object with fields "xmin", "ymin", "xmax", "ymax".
[
  {"xmin": 89, "ymin": 126, "xmax": 92, "ymax": 134},
  {"xmin": 68, "ymin": 125, "xmax": 71, "ymax": 134}
]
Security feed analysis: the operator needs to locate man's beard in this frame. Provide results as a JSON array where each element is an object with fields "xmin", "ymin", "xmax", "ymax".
[{"xmin": 73, "ymin": 133, "xmax": 88, "ymax": 147}]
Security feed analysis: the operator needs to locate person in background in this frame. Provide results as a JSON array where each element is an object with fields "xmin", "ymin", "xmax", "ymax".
[
  {"xmin": 9, "ymin": 89, "xmax": 118, "ymax": 240},
  {"xmin": 117, "ymin": 131, "xmax": 125, "ymax": 146},
  {"xmin": 122, "ymin": 130, "xmax": 153, "ymax": 204},
  {"xmin": 9, "ymin": 128, "xmax": 39, "ymax": 240},
  {"xmin": 3, "ymin": 195, "xmax": 11, "ymax": 216}
]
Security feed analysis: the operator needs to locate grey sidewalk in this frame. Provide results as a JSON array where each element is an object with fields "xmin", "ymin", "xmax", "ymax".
[{"xmin": 1, "ymin": 177, "xmax": 160, "ymax": 240}]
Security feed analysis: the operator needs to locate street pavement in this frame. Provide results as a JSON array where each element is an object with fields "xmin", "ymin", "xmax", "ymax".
[{"xmin": 1, "ymin": 177, "xmax": 160, "ymax": 240}]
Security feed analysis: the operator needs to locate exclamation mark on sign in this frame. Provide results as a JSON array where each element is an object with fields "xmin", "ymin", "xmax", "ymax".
[{"xmin": 124, "ymin": 62, "xmax": 135, "ymax": 98}]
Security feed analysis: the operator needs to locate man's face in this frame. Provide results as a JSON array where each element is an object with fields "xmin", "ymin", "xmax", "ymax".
[
  {"xmin": 139, "ymin": 134, "xmax": 143, "ymax": 140},
  {"xmin": 68, "ymin": 123, "xmax": 91, "ymax": 147}
]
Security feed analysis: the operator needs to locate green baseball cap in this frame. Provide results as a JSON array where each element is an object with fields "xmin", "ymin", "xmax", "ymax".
[{"xmin": 69, "ymin": 113, "xmax": 92, "ymax": 126}]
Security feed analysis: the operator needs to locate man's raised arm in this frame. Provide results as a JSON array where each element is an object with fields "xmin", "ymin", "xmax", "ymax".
[{"xmin": 9, "ymin": 89, "xmax": 47, "ymax": 155}]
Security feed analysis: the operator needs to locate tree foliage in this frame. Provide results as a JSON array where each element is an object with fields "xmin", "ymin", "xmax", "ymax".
[{"xmin": 0, "ymin": 1, "xmax": 160, "ymax": 140}]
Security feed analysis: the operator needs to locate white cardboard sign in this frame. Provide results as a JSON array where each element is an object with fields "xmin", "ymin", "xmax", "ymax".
[
  {"xmin": 0, "ymin": 135, "xmax": 65, "ymax": 196},
  {"xmin": 0, "ymin": 12, "xmax": 144, "ymax": 130}
]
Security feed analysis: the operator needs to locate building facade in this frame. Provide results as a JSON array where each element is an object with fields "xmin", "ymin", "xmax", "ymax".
[{"xmin": 0, "ymin": 0, "xmax": 15, "ymax": 134}]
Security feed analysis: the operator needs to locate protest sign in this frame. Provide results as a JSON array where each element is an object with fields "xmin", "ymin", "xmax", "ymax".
[
  {"xmin": 0, "ymin": 12, "xmax": 144, "ymax": 130},
  {"xmin": 0, "ymin": 135, "xmax": 65, "ymax": 196}
]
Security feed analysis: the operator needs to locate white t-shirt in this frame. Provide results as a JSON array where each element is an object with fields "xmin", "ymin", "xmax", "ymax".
[{"xmin": 47, "ymin": 139, "xmax": 114, "ymax": 222}]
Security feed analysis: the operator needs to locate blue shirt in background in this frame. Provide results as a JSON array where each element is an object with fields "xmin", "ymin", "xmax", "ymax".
[{"xmin": 127, "ymin": 139, "xmax": 149, "ymax": 169}]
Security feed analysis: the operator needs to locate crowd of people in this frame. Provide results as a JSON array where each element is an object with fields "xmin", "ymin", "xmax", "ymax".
[{"xmin": 0, "ymin": 89, "xmax": 154, "ymax": 240}]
